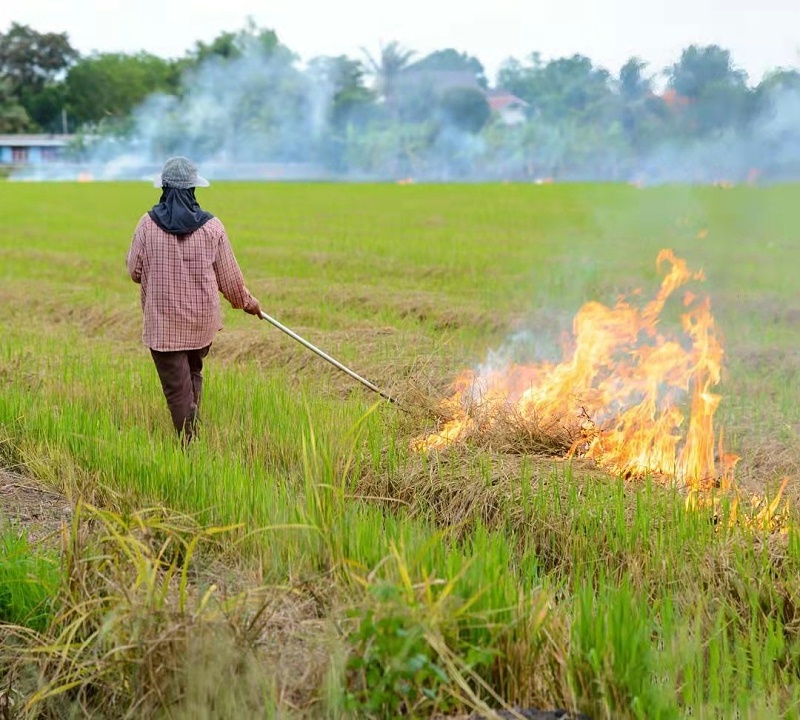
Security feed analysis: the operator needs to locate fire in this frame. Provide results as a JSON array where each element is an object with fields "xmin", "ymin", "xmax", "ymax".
[{"xmin": 418, "ymin": 250, "xmax": 739, "ymax": 488}]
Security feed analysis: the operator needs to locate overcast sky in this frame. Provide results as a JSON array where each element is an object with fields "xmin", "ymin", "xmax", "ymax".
[{"xmin": 3, "ymin": 0, "xmax": 798, "ymax": 85}]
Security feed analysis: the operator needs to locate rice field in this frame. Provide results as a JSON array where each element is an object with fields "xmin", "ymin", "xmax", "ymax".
[{"xmin": 2, "ymin": 181, "xmax": 800, "ymax": 718}]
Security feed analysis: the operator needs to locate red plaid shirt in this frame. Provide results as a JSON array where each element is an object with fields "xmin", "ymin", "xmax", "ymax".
[{"xmin": 126, "ymin": 215, "xmax": 258, "ymax": 351}]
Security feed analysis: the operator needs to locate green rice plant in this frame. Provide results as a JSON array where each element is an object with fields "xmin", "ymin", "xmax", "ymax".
[
  {"xmin": 569, "ymin": 577, "xmax": 677, "ymax": 719},
  {"xmin": 0, "ymin": 528, "xmax": 59, "ymax": 632},
  {"xmin": 344, "ymin": 543, "xmax": 506, "ymax": 718}
]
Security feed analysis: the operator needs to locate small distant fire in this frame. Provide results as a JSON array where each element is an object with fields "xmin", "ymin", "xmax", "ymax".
[{"xmin": 417, "ymin": 250, "xmax": 740, "ymax": 490}]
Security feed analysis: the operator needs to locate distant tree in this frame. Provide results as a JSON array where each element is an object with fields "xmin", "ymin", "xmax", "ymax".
[
  {"xmin": 191, "ymin": 31, "xmax": 242, "ymax": 63},
  {"xmin": 668, "ymin": 45, "xmax": 746, "ymax": 99},
  {"xmin": 748, "ymin": 69, "xmax": 800, "ymax": 179},
  {"xmin": 0, "ymin": 23, "xmax": 78, "ymax": 93},
  {"xmin": 307, "ymin": 55, "xmax": 376, "ymax": 170},
  {"xmin": 0, "ymin": 79, "xmax": 32, "ymax": 132},
  {"xmin": 617, "ymin": 58, "xmax": 670, "ymax": 153},
  {"xmin": 343, "ymin": 119, "xmax": 433, "ymax": 177},
  {"xmin": 439, "ymin": 86, "xmax": 491, "ymax": 133},
  {"xmin": 756, "ymin": 68, "xmax": 800, "ymax": 94},
  {"xmin": 753, "ymin": 68, "xmax": 800, "ymax": 118},
  {"xmin": 65, "ymin": 52, "xmax": 179, "ymax": 126},
  {"xmin": 619, "ymin": 58, "xmax": 651, "ymax": 102},
  {"xmin": 497, "ymin": 53, "xmax": 615, "ymax": 124},
  {"xmin": 308, "ymin": 55, "xmax": 374, "ymax": 129},
  {"xmin": 0, "ymin": 22, "xmax": 78, "ymax": 130},
  {"xmin": 667, "ymin": 45, "xmax": 752, "ymax": 135},
  {"xmin": 23, "ymin": 83, "xmax": 68, "ymax": 132},
  {"xmin": 539, "ymin": 55, "xmax": 614, "ymax": 121},
  {"xmin": 496, "ymin": 57, "xmax": 528, "ymax": 98},
  {"xmin": 407, "ymin": 49, "xmax": 487, "ymax": 88},
  {"xmin": 155, "ymin": 24, "xmax": 309, "ymax": 163},
  {"xmin": 188, "ymin": 20, "xmax": 281, "ymax": 65},
  {"xmin": 363, "ymin": 41, "xmax": 416, "ymax": 109}
]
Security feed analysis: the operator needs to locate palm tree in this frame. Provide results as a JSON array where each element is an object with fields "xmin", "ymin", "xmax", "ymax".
[{"xmin": 362, "ymin": 41, "xmax": 415, "ymax": 111}]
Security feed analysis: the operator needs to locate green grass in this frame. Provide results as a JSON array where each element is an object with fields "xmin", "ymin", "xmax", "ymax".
[
  {"xmin": 0, "ymin": 527, "xmax": 59, "ymax": 632},
  {"xmin": 1, "ymin": 181, "xmax": 800, "ymax": 718}
]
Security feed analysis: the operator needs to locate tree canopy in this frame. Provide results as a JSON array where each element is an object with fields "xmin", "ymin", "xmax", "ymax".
[
  {"xmin": 66, "ymin": 52, "xmax": 180, "ymax": 126},
  {"xmin": 0, "ymin": 22, "xmax": 78, "ymax": 130},
  {"xmin": 1, "ymin": 20, "xmax": 799, "ymax": 181}
]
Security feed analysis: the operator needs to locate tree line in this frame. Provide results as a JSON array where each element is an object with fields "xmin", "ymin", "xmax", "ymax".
[{"xmin": 2, "ymin": 20, "xmax": 799, "ymax": 180}]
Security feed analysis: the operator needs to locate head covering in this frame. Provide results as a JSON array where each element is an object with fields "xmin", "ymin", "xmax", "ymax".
[
  {"xmin": 148, "ymin": 187, "xmax": 214, "ymax": 236},
  {"xmin": 153, "ymin": 156, "xmax": 210, "ymax": 189}
]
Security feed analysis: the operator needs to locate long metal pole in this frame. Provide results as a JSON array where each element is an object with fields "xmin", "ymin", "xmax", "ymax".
[{"xmin": 259, "ymin": 311, "xmax": 398, "ymax": 405}]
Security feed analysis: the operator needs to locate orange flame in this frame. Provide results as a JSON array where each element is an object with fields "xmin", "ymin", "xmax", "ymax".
[{"xmin": 418, "ymin": 250, "xmax": 738, "ymax": 488}]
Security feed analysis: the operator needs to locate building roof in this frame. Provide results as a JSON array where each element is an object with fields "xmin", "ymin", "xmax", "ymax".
[
  {"xmin": 397, "ymin": 69, "xmax": 482, "ymax": 93},
  {"xmin": 486, "ymin": 90, "xmax": 529, "ymax": 112},
  {"xmin": 0, "ymin": 134, "xmax": 74, "ymax": 147}
]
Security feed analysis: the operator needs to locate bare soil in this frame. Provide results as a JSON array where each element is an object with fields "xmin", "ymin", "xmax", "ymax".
[{"xmin": 0, "ymin": 469, "xmax": 71, "ymax": 544}]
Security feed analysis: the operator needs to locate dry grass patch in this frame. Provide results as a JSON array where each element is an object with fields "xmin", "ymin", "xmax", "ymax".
[{"xmin": 0, "ymin": 503, "xmax": 336, "ymax": 719}]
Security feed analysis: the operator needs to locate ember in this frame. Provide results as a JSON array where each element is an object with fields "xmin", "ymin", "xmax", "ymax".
[{"xmin": 418, "ymin": 250, "xmax": 739, "ymax": 489}]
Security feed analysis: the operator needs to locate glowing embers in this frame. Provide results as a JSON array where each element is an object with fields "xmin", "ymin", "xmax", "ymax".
[{"xmin": 417, "ymin": 250, "xmax": 738, "ymax": 488}]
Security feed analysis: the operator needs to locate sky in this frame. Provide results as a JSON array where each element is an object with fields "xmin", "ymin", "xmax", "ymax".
[{"xmin": 2, "ymin": 0, "xmax": 798, "ymax": 85}]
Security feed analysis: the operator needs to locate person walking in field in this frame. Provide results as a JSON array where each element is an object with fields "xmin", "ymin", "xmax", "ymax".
[{"xmin": 126, "ymin": 156, "xmax": 262, "ymax": 445}]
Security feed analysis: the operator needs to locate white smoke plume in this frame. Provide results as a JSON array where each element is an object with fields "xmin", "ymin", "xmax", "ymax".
[{"xmin": 10, "ymin": 45, "xmax": 800, "ymax": 184}]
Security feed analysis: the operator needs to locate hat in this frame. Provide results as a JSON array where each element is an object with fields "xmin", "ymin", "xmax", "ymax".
[{"xmin": 154, "ymin": 156, "xmax": 210, "ymax": 189}]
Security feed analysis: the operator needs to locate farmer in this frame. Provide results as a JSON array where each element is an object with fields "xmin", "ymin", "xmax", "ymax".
[{"xmin": 126, "ymin": 156, "xmax": 261, "ymax": 444}]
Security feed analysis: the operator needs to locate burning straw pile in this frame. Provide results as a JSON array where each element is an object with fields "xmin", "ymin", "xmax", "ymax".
[{"xmin": 416, "ymin": 250, "xmax": 740, "ymax": 491}]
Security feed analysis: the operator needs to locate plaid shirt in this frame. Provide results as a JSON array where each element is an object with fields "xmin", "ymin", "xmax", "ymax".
[{"xmin": 126, "ymin": 214, "xmax": 258, "ymax": 351}]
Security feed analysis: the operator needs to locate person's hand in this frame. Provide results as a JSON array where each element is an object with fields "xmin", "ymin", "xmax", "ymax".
[{"xmin": 244, "ymin": 299, "xmax": 262, "ymax": 318}]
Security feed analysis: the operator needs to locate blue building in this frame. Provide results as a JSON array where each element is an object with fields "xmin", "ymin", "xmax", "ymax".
[{"xmin": 0, "ymin": 134, "xmax": 74, "ymax": 165}]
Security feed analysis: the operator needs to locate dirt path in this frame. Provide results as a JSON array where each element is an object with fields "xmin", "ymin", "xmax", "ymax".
[{"xmin": 0, "ymin": 469, "xmax": 71, "ymax": 543}]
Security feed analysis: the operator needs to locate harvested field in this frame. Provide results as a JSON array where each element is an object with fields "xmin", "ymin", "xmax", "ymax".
[{"xmin": 2, "ymin": 181, "xmax": 800, "ymax": 718}]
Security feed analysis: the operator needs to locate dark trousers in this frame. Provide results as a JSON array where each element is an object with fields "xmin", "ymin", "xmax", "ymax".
[{"xmin": 149, "ymin": 345, "xmax": 211, "ymax": 443}]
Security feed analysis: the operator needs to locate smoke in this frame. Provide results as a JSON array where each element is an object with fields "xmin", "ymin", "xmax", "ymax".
[
  {"xmin": 10, "ymin": 44, "xmax": 800, "ymax": 184},
  {"xmin": 635, "ymin": 90, "xmax": 800, "ymax": 184},
  {"xmin": 12, "ymin": 43, "xmax": 332, "ymax": 182}
]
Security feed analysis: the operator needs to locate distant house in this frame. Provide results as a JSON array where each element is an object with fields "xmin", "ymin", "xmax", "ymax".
[
  {"xmin": 392, "ymin": 71, "xmax": 530, "ymax": 127},
  {"xmin": 486, "ymin": 90, "xmax": 529, "ymax": 125},
  {"xmin": 0, "ymin": 135, "xmax": 74, "ymax": 165}
]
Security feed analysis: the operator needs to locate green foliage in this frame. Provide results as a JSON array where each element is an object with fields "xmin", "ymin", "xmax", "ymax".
[
  {"xmin": 309, "ymin": 55, "xmax": 375, "ymax": 130},
  {"xmin": 569, "ymin": 579, "xmax": 676, "ymax": 719},
  {"xmin": 0, "ymin": 527, "xmax": 58, "ymax": 632},
  {"xmin": 668, "ymin": 45, "xmax": 747, "ymax": 100},
  {"xmin": 0, "ymin": 78, "xmax": 32, "ymax": 132},
  {"xmin": 344, "ymin": 543, "xmax": 504, "ymax": 718},
  {"xmin": 667, "ymin": 45, "xmax": 752, "ymax": 136},
  {"xmin": 346, "ymin": 582, "xmax": 453, "ymax": 716},
  {"xmin": 189, "ymin": 19, "xmax": 281, "ymax": 65},
  {"xmin": 363, "ymin": 41, "xmax": 416, "ymax": 109},
  {"xmin": 439, "ymin": 87, "xmax": 491, "ymax": 133},
  {"xmin": 344, "ymin": 120, "xmax": 436, "ymax": 176},
  {"xmin": 0, "ymin": 22, "xmax": 78, "ymax": 131},
  {"xmin": 498, "ymin": 53, "xmax": 616, "ymax": 124},
  {"xmin": 65, "ymin": 52, "xmax": 180, "ymax": 125},
  {"xmin": 619, "ymin": 58, "xmax": 651, "ymax": 102},
  {"xmin": 0, "ymin": 22, "xmax": 77, "ymax": 94}
]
